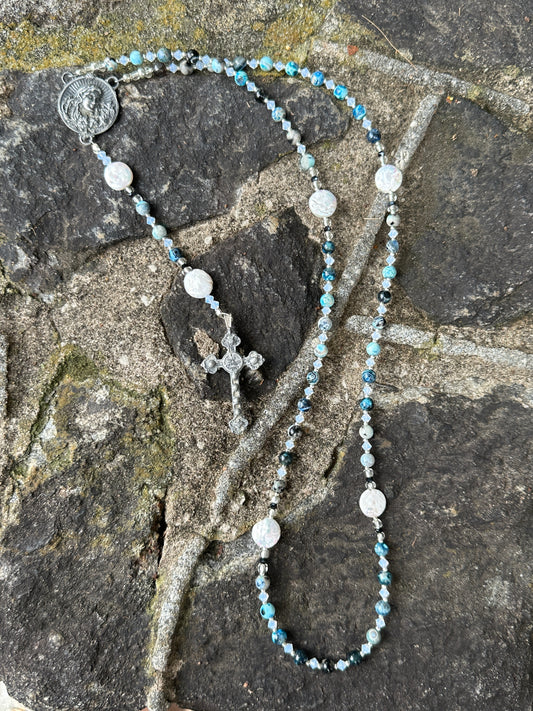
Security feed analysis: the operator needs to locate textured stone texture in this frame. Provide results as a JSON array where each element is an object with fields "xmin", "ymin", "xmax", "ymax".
[
  {"xmin": 399, "ymin": 97, "xmax": 533, "ymax": 328},
  {"xmin": 337, "ymin": 1, "xmax": 533, "ymax": 71},
  {"xmin": 161, "ymin": 208, "xmax": 322, "ymax": 401},
  {"xmin": 171, "ymin": 390, "xmax": 532, "ymax": 711},
  {"xmin": 0, "ymin": 68, "xmax": 347, "ymax": 294},
  {"xmin": 0, "ymin": 354, "xmax": 173, "ymax": 711}
]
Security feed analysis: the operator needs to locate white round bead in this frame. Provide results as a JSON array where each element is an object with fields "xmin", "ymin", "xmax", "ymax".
[
  {"xmin": 359, "ymin": 488, "xmax": 386, "ymax": 518},
  {"xmin": 359, "ymin": 424, "xmax": 374, "ymax": 439},
  {"xmin": 308, "ymin": 189, "xmax": 337, "ymax": 218},
  {"xmin": 183, "ymin": 268, "xmax": 213, "ymax": 298},
  {"xmin": 375, "ymin": 164, "xmax": 403, "ymax": 193},
  {"xmin": 252, "ymin": 517, "xmax": 281, "ymax": 549},
  {"xmin": 104, "ymin": 161, "xmax": 134, "ymax": 190}
]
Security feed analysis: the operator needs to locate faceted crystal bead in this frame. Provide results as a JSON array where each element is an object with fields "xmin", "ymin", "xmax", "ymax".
[
  {"xmin": 377, "ymin": 305, "xmax": 387, "ymax": 314},
  {"xmin": 325, "ymin": 79, "xmax": 335, "ymax": 90},
  {"xmin": 336, "ymin": 659, "xmax": 350, "ymax": 671},
  {"xmin": 376, "ymin": 616, "xmax": 386, "ymax": 630},
  {"xmin": 361, "ymin": 643, "xmax": 372, "ymax": 656},
  {"xmin": 283, "ymin": 642, "xmax": 294, "ymax": 654},
  {"xmin": 309, "ymin": 658, "xmax": 320, "ymax": 669},
  {"xmin": 375, "ymin": 164, "xmax": 403, "ymax": 193},
  {"xmin": 362, "ymin": 118, "xmax": 372, "ymax": 129}
]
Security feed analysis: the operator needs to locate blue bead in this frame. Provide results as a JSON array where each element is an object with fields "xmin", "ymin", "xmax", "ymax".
[
  {"xmin": 374, "ymin": 541, "xmax": 389, "ymax": 556},
  {"xmin": 300, "ymin": 153, "xmax": 315, "ymax": 171},
  {"xmin": 297, "ymin": 397, "xmax": 312, "ymax": 412},
  {"xmin": 314, "ymin": 343, "xmax": 328, "ymax": 358},
  {"xmin": 375, "ymin": 600, "xmax": 391, "ymax": 616},
  {"xmin": 294, "ymin": 649, "xmax": 308, "ymax": 665},
  {"xmin": 272, "ymin": 106, "xmax": 285, "ymax": 121},
  {"xmin": 321, "ymin": 240, "xmax": 335, "ymax": 254},
  {"xmin": 320, "ymin": 293, "xmax": 334, "ymax": 308},
  {"xmin": 387, "ymin": 239, "xmax": 399, "ymax": 253},
  {"xmin": 360, "ymin": 398, "xmax": 374, "ymax": 411},
  {"xmin": 307, "ymin": 371, "xmax": 319, "ymax": 384},
  {"xmin": 322, "ymin": 267, "xmax": 336, "ymax": 281},
  {"xmin": 383, "ymin": 266, "xmax": 397, "ymax": 278},
  {"xmin": 129, "ymin": 50, "xmax": 143, "ymax": 66},
  {"xmin": 272, "ymin": 629, "xmax": 288, "ymax": 645},
  {"xmin": 210, "ymin": 58, "xmax": 224, "ymax": 73},
  {"xmin": 169, "ymin": 247, "xmax": 182, "ymax": 262},
  {"xmin": 367, "ymin": 128, "xmax": 381, "ymax": 143},
  {"xmin": 378, "ymin": 571, "xmax": 392, "ymax": 585},
  {"xmin": 259, "ymin": 55, "xmax": 273, "ymax": 71},
  {"xmin": 333, "ymin": 84, "xmax": 348, "ymax": 100},
  {"xmin": 310, "ymin": 70, "xmax": 324, "ymax": 86},
  {"xmin": 353, "ymin": 104, "xmax": 366, "ymax": 120},
  {"xmin": 366, "ymin": 342, "xmax": 381, "ymax": 356},
  {"xmin": 285, "ymin": 60, "xmax": 299, "ymax": 76},
  {"xmin": 157, "ymin": 47, "xmax": 172, "ymax": 63},
  {"xmin": 135, "ymin": 201, "xmax": 150, "ymax": 216},
  {"xmin": 260, "ymin": 603, "xmax": 276, "ymax": 619},
  {"xmin": 362, "ymin": 369, "xmax": 376, "ymax": 383},
  {"xmin": 255, "ymin": 575, "xmax": 269, "ymax": 590},
  {"xmin": 234, "ymin": 70, "xmax": 248, "ymax": 86}
]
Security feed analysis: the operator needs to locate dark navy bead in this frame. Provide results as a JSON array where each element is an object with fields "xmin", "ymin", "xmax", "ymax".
[
  {"xmin": 366, "ymin": 128, "xmax": 381, "ymax": 143},
  {"xmin": 348, "ymin": 649, "xmax": 362, "ymax": 665},
  {"xmin": 279, "ymin": 451, "xmax": 293, "ymax": 465},
  {"xmin": 360, "ymin": 398, "xmax": 374, "ymax": 410},
  {"xmin": 297, "ymin": 397, "xmax": 312, "ymax": 412},
  {"xmin": 272, "ymin": 629, "xmax": 288, "ymax": 645},
  {"xmin": 169, "ymin": 247, "xmax": 183, "ymax": 262},
  {"xmin": 374, "ymin": 541, "xmax": 389, "ymax": 556},
  {"xmin": 378, "ymin": 290, "xmax": 392, "ymax": 303},
  {"xmin": 306, "ymin": 371, "xmax": 319, "ymax": 385},
  {"xmin": 372, "ymin": 316, "xmax": 386, "ymax": 329},
  {"xmin": 233, "ymin": 55, "xmax": 247, "ymax": 70},
  {"xmin": 186, "ymin": 49, "xmax": 200, "ymax": 63},
  {"xmin": 294, "ymin": 649, "xmax": 308, "ymax": 665},
  {"xmin": 322, "ymin": 658, "xmax": 334, "ymax": 672},
  {"xmin": 362, "ymin": 369, "xmax": 376, "ymax": 383},
  {"xmin": 322, "ymin": 267, "xmax": 336, "ymax": 281},
  {"xmin": 255, "ymin": 88, "xmax": 268, "ymax": 103},
  {"xmin": 288, "ymin": 424, "xmax": 303, "ymax": 439},
  {"xmin": 321, "ymin": 240, "xmax": 335, "ymax": 254}
]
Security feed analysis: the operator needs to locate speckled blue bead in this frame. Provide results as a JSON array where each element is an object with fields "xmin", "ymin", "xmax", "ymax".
[
  {"xmin": 374, "ymin": 541, "xmax": 389, "ymax": 556},
  {"xmin": 294, "ymin": 649, "xmax": 308, "ymax": 665},
  {"xmin": 297, "ymin": 398, "xmax": 312, "ymax": 412},
  {"xmin": 383, "ymin": 266, "xmax": 397, "ymax": 279},
  {"xmin": 367, "ymin": 128, "xmax": 382, "ymax": 143},
  {"xmin": 375, "ymin": 600, "xmax": 391, "ymax": 616},
  {"xmin": 320, "ymin": 293, "xmax": 334, "ymax": 308},
  {"xmin": 235, "ymin": 70, "xmax": 248, "ymax": 86},
  {"xmin": 272, "ymin": 106, "xmax": 286, "ymax": 121},
  {"xmin": 255, "ymin": 575, "xmax": 270, "ymax": 590},
  {"xmin": 366, "ymin": 628, "xmax": 381, "ymax": 645},
  {"xmin": 378, "ymin": 290, "xmax": 392, "ymax": 304},
  {"xmin": 272, "ymin": 629, "xmax": 288, "ymax": 645},
  {"xmin": 285, "ymin": 60, "xmax": 299, "ymax": 76},
  {"xmin": 300, "ymin": 153, "xmax": 315, "ymax": 171},
  {"xmin": 321, "ymin": 240, "xmax": 335, "ymax": 254},
  {"xmin": 362, "ymin": 369, "xmax": 376, "ymax": 383},
  {"xmin": 353, "ymin": 104, "xmax": 366, "ymax": 120},
  {"xmin": 169, "ymin": 247, "xmax": 182, "ymax": 262},
  {"xmin": 157, "ymin": 47, "xmax": 172, "ymax": 63},
  {"xmin": 366, "ymin": 342, "xmax": 381, "ymax": 356},
  {"xmin": 322, "ymin": 267, "xmax": 336, "ymax": 281},
  {"xmin": 311, "ymin": 70, "xmax": 324, "ymax": 86},
  {"xmin": 307, "ymin": 371, "xmax": 319, "ymax": 384},
  {"xmin": 314, "ymin": 343, "xmax": 328, "ymax": 358},
  {"xmin": 360, "ymin": 398, "xmax": 374, "ymax": 411},
  {"xmin": 361, "ymin": 453, "xmax": 375, "ymax": 467},
  {"xmin": 135, "ymin": 200, "xmax": 150, "ymax": 216},
  {"xmin": 333, "ymin": 84, "xmax": 348, "ymax": 100},
  {"xmin": 373, "ymin": 316, "xmax": 386, "ymax": 329},
  {"xmin": 387, "ymin": 239, "xmax": 399, "ymax": 253},
  {"xmin": 260, "ymin": 603, "xmax": 276, "ymax": 619},
  {"xmin": 259, "ymin": 56, "xmax": 274, "ymax": 71},
  {"xmin": 378, "ymin": 571, "xmax": 392, "ymax": 585},
  {"xmin": 152, "ymin": 224, "xmax": 167, "ymax": 240},
  {"xmin": 129, "ymin": 50, "xmax": 143, "ymax": 66}
]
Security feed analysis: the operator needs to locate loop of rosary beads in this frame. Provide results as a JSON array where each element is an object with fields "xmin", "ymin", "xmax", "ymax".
[{"xmin": 63, "ymin": 47, "xmax": 403, "ymax": 671}]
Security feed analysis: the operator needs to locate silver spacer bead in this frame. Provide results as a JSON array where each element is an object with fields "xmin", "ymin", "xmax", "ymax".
[
  {"xmin": 374, "ymin": 141, "xmax": 384, "ymax": 152},
  {"xmin": 182, "ymin": 266, "xmax": 193, "ymax": 274},
  {"xmin": 124, "ymin": 186, "xmax": 134, "ymax": 196},
  {"xmin": 377, "ymin": 532, "xmax": 386, "ymax": 543},
  {"xmin": 258, "ymin": 563, "xmax": 268, "ymax": 575},
  {"xmin": 365, "ymin": 480, "xmax": 377, "ymax": 489},
  {"xmin": 132, "ymin": 194, "xmax": 143, "ymax": 204},
  {"xmin": 261, "ymin": 548, "xmax": 270, "ymax": 558},
  {"xmin": 91, "ymin": 142, "xmax": 100, "ymax": 153},
  {"xmin": 176, "ymin": 257, "xmax": 187, "ymax": 267},
  {"xmin": 365, "ymin": 468, "xmax": 374, "ymax": 478},
  {"xmin": 267, "ymin": 509, "xmax": 276, "ymax": 518},
  {"xmin": 373, "ymin": 517, "xmax": 383, "ymax": 530}
]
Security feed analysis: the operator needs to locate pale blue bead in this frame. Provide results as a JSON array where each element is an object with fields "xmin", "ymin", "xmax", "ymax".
[
  {"xmin": 300, "ymin": 154, "xmax": 315, "ymax": 171},
  {"xmin": 129, "ymin": 50, "xmax": 143, "ymax": 66},
  {"xmin": 152, "ymin": 224, "xmax": 167, "ymax": 240},
  {"xmin": 272, "ymin": 106, "xmax": 285, "ymax": 121},
  {"xmin": 361, "ymin": 453, "xmax": 375, "ymax": 467},
  {"xmin": 157, "ymin": 47, "xmax": 172, "ymax": 63},
  {"xmin": 314, "ymin": 343, "xmax": 328, "ymax": 358},
  {"xmin": 259, "ymin": 56, "xmax": 273, "ymax": 71},
  {"xmin": 375, "ymin": 600, "xmax": 391, "ymax": 616},
  {"xmin": 235, "ymin": 70, "xmax": 248, "ymax": 86},
  {"xmin": 311, "ymin": 70, "xmax": 324, "ymax": 86},
  {"xmin": 320, "ymin": 293, "xmax": 334, "ymax": 308},
  {"xmin": 210, "ymin": 58, "xmax": 224, "ymax": 73},
  {"xmin": 135, "ymin": 201, "xmax": 150, "ymax": 216},
  {"xmin": 255, "ymin": 575, "xmax": 270, "ymax": 590},
  {"xmin": 366, "ymin": 628, "xmax": 381, "ymax": 645},
  {"xmin": 366, "ymin": 342, "xmax": 381, "ymax": 356},
  {"xmin": 383, "ymin": 266, "xmax": 397, "ymax": 278}
]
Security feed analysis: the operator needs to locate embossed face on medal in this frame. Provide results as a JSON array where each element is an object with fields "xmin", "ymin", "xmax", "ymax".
[{"xmin": 58, "ymin": 75, "xmax": 119, "ymax": 140}]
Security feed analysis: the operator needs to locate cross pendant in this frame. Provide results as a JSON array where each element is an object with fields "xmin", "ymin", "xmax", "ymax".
[{"xmin": 201, "ymin": 329, "xmax": 264, "ymax": 434}]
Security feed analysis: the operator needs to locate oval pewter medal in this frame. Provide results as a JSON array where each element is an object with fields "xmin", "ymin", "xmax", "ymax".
[{"xmin": 58, "ymin": 75, "xmax": 119, "ymax": 142}]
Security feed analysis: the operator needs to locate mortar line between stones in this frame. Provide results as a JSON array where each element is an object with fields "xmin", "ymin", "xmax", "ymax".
[
  {"xmin": 346, "ymin": 316, "xmax": 533, "ymax": 370},
  {"xmin": 146, "ymin": 92, "xmax": 442, "ymax": 711},
  {"xmin": 320, "ymin": 42, "xmax": 530, "ymax": 119}
]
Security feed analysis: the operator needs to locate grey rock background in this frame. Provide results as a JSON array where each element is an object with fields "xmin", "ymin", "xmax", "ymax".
[{"xmin": 0, "ymin": 3, "xmax": 531, "ymax": 711}]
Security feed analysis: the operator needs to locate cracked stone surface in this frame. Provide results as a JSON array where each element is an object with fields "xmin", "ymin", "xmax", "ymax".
[{"xmin": 170, "ymin": 390, "xmax": 533, "ymax": 711}]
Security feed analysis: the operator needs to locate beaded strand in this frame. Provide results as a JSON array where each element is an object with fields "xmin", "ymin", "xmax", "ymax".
[{"xmin": 67, "ymin": 48, "xmax": 403, "ymax": 671}]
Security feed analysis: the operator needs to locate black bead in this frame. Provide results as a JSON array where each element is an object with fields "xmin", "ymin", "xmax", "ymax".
[
  {"xmin": 294, "ymin": 649, "xmax": 308, "ymax": 665},
  {"xmin": 323, "ymin": 225, "xmax": 332, "ymax": 232},
  {"xmin": 378, "ymin": 290, "xmax": 392, "ymax": 303},
  {"xmin": 348, "ymin": 649, "xmax": 362, "ymax": 665},
  {"xmin": 269, "ymin": 503, "xmax": 278, "ymax": 509},
  {"xmin": 310, "ymin": 175, "xmax": 319, "ymax": 182},
  {"xmin": 378, "ymin": 150, "xmax": 385, "ymax": 156},
  {"xmin": 366, "ymin": 477, "xmax": 375, "ymax": 485},
  {"xmin": 279, "ymin": 451, "xmax": 293, "ymax": 466},
  {"xmin": 186, "ymin": 49, "xmax": 199, "ymax": 63},
  {"xmin": 322, "ymin": 658, "xmax": 334, "ymax": 673},
  {"xmin": 233, "ymin": 55, "xmax": 247, "ymax": 70},
  {"xmin": 376, "ymin": 527, "xmax": 384, "ymax": 534},
  {"xmin": 259, "ymin": 557, "xmax": 269, "ymax": 564},
  {"xmin": 255, "ymin": 88, "xmax": 268, "ymax": 103},
  {"xmin": 387, "ymin": 200, "xmax": 396, "ymax": 207},
  {"xmin": 288, "ymin": 424, "xmax": 303, "ymax": 439}
]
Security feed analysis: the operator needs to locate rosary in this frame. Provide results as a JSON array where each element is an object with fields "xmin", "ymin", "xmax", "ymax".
[{"xmin": 57, "ymin": 47, "xmax": 403, "ymax": 675}]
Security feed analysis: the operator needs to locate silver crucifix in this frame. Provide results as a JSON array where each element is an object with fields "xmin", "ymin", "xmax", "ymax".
[{"xmin": 201, "ymin": 330, "xmax": 264, "ymax": 435}]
